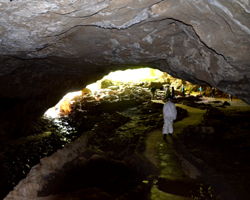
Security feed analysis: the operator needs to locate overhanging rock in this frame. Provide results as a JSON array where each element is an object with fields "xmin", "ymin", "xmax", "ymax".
[{"xmin": 0, "ymin": 0, "xmax": 250, "ymax": 131}]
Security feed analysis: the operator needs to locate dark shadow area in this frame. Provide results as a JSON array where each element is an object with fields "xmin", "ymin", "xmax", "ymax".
[
  {"xmin": 173, "ymin": 100, "xmax": 250, "ymax": 200},
  {"xmin": 156, "ymin": 177, "xmax": 219, "ymax": 199},
  {"xmin": 37, "ymin": 156, "xmax": 151, "ymax": 200}
]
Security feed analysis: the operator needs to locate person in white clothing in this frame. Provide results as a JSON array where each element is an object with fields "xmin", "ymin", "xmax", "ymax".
[{"xmin": 163, "ymin": 98, "xmax": 177, "ymax": 140}]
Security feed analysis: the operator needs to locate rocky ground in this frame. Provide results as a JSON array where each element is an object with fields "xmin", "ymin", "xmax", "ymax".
[
  {"xmin": 173, "ymin": 98, "xmax": 250, "ymax": 200},
  {"xmin": 0, "ymin": 88, "xmax": 187, "ymax": 199},
  {"xmin": 1, "ymin": 84, "xmax": 250, "ymax": 199}
]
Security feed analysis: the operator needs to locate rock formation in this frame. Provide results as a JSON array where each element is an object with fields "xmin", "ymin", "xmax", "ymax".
[{"xmin": 1, "ymin": 0, "xmax": 250, "ymax": 133}]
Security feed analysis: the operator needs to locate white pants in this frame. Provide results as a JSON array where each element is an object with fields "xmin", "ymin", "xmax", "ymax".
[{"xmin": 163, "ymin": 118, "xmax": 173, "ymax": 134}]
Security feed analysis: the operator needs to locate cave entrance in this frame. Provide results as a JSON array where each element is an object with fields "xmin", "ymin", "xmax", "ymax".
[{"xmin": 44, "ymin": 67, "xmax": 169, "ymax": 118}]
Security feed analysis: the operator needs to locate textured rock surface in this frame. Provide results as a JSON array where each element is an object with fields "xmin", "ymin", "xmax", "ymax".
[
  {"xmin": 4, "ymin": 131, "xmax": 89, "ymax": 199},
  {"xmin": 0, "ymin": 0, "xmax": 250, "ymax": 132}
]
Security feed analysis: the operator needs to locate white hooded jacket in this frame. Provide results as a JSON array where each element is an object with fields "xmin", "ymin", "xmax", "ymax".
[
  {"xmin": 163, "ymin": 101, "xmax": 177, "ymax": 121},
  {"xmin": 163, "ymin": 101, "xmax": 177, "ymax": 134}
]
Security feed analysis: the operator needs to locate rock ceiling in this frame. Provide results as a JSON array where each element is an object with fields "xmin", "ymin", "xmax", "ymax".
[{"xmin": 0, "ymin": 0, "xmax": 250, "ymax": 129}]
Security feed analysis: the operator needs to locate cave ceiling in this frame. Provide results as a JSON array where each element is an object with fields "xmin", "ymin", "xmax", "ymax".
[{"xmin": 0, "ymin": 0, "xmax": 250, "ymax": 123}]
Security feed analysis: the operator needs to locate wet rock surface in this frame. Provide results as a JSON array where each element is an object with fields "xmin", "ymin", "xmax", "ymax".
[{"xmin": 0, "ymin": 117, "xmax": 79, "ymax": 199}]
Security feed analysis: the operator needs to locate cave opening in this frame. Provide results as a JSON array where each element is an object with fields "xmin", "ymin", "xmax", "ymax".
[{"xmin": 44, "ymin": 67, "xmax": 168, "ymax": 118}]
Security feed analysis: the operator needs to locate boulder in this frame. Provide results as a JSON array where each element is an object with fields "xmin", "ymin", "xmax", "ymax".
[{"xmin": 101, "ymin": 79, "xmax": 114, "ymax": 89}]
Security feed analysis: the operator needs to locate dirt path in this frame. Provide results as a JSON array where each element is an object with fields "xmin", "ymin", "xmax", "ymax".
[{"xmin": 144, "ymin": 103, "xmax": 206, "ymax": 199}]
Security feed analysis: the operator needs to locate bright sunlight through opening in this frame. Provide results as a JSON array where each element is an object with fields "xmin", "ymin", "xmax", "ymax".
[{"xmin": 44, "ymin": 68, "xmax": 162, "ymax": 118}]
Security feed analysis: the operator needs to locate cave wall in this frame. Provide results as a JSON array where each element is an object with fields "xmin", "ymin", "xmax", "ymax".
[{"xmin": 0, "ymin": 0, "xmax": 250, "ymax": 134}]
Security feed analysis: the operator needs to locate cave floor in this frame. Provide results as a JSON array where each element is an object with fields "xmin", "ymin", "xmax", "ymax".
[
  {"xmin": 145, "ymin": 103, "xmax": 207, "ymax": 200},
  {"xmin": 145, "ymin": 98, "xmax": 250, "ymax": 200},
  {"xmin": 2, "ymin": 96, "xmax": 250, "ymax": 199}
]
